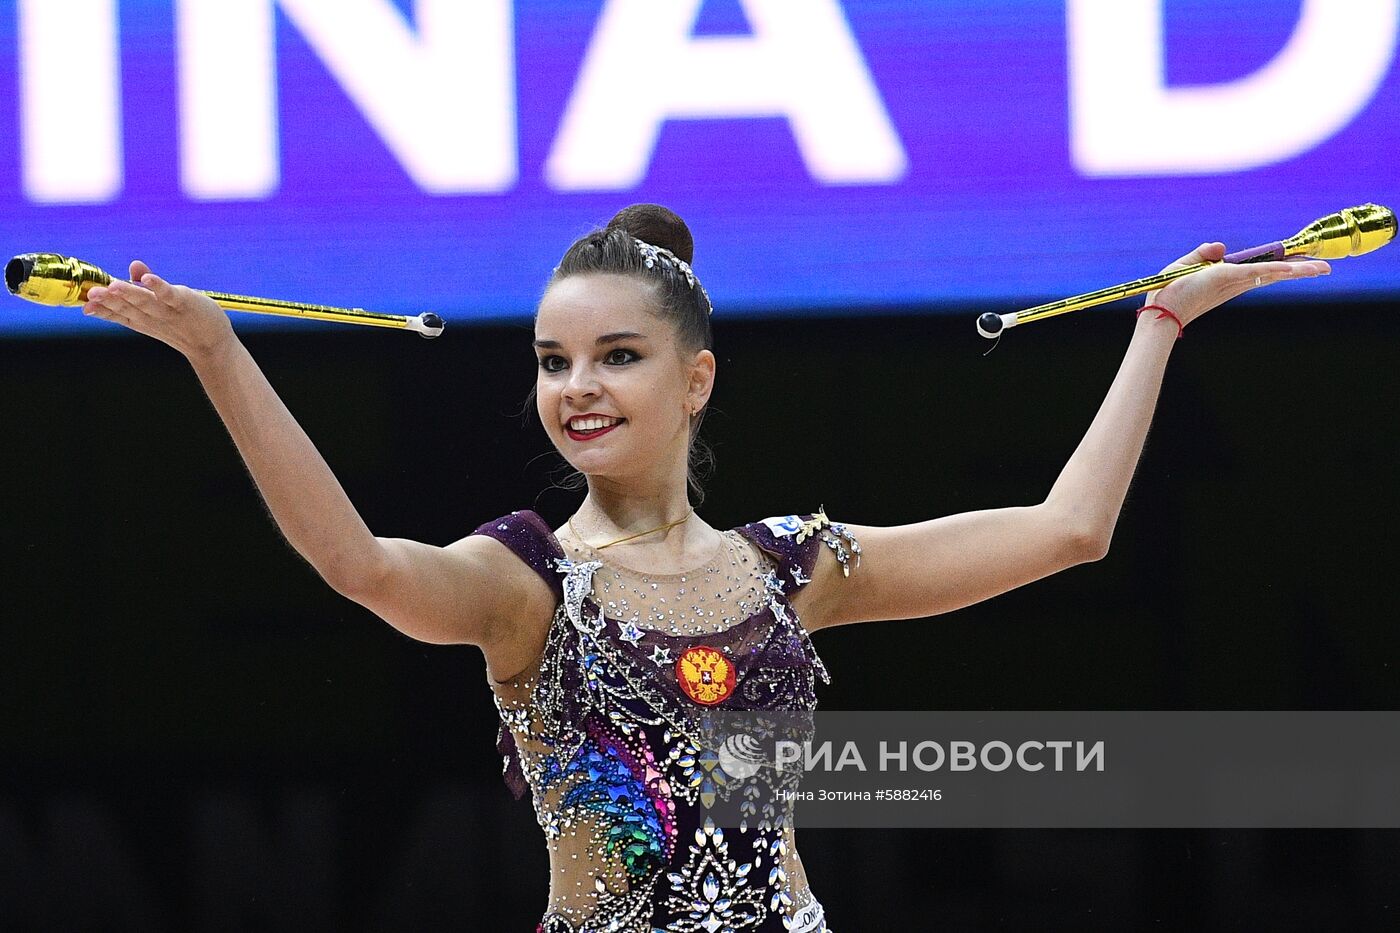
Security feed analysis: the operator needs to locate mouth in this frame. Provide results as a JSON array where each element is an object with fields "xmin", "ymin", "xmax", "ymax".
[{"xmin": 565, "ymin": 415, "xmax": 625, "ymax": 442}]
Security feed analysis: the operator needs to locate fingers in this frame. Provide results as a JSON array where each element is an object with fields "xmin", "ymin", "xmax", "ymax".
[
  {"xmin": 86, "ymin": 279, "xmax": 153, "ymax": 321},
  {"xmin": 1150, "ymin": 247, "xmax": 1331, "ymax": 326},
  {"xmin": 1195, "ymin": 241, "xmax": 1225, "ymax": 264},
  {"xmin": 82, "ymin": 298, "xmax": 123, "ymax": 321},
  {"xmin": 137, "ymin": 271, "xmax": 175, "ymax": 299},
  {"xmin": 82, "ymin": 288, "xmax": 132, "ymax": 327},
  {"xmin": 1243, "ymin": 259, "xmax": 1330, "ymax": 290},
  {"xmin": 1166, "ymin": 241, "xmax": 1224, "ymax": 270},
  {"xmin": 124, "ymin": 261, "xmax": 176, "ymax": 300}
]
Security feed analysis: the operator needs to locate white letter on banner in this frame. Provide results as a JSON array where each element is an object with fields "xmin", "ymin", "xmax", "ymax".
[
  {"xmin": 980, "ymin": 741, "xmax": 1013, "ymax": 772},
  {"xmin": 547, "ymin": 0, "xmax": 907, "ymax": 190},
  {"xmin": 1017, "ymin": 741, "xmax": 1045, "ymax": 772},
  {"xmin": 181, "ymin": 0, "xmax": 517, "ymax": 198},
  {"xmin": 913, "ymin": 741, "xmax": 945, "ymax": 772},
  {"xmin": 20, "ymin": 0, "xmax": 123, "ymax": 203},
  {"xmin": 834, "ymin": 741, "xmax": 867, "ymax": 772},
  {"xmin": 775, "ymin": 741, "xmax": 803, "ymax": 772},
  {"xmin": 278, "ymin": 0, "xmax": 517, "ymax": 193},
  {"xmin": 1068, "ymin": 0, "xmax": 1400, "ymax": 175},
  {"xmin": 177, "ymin": 0, "xmax": 279, "ymax": 199}
]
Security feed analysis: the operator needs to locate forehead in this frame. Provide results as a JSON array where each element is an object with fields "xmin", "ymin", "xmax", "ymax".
[{"xmin": 535, "ymin": 273, "xmax": 661, "ymax": 340}]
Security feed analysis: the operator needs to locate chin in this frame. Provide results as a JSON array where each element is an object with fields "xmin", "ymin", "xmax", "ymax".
[
  {"xmin": 558, "ymin": 446, "xmax": 619, "ymax": 475},
  {"xmin": 569, "ymin": 448, "xmax": 652, "ymax": 484}
]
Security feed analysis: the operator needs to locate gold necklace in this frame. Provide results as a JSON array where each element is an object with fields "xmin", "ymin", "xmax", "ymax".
[{"xmin": 568, "ymin": 507, "xmax": 693, "ymax": 550}]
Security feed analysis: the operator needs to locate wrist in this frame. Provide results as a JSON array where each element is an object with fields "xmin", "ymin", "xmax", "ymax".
[
  {"xmin": 1136, "ymin": 303, "xmax": 1184, "ymax": 339},
  {"xmin": 185, "ymin": 331, "xmax": 241, "ymax": 371}
]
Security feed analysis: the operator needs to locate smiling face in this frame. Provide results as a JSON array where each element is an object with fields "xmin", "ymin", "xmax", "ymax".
[{"xmin": 534, "ymin": 273, "xmax": 714, "ymax": 485}]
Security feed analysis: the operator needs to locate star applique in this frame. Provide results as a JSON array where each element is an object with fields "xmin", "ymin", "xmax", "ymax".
[
  {"xmin": 649, "ymin": 645, "xmax": 672, "ymax": 666},
  {"xmin": 769, "ymin": 598, "xmax": 790, "ymax": 626},
  {"xmin": 760, "ymin": 569, "xmax": 786, "ymax": 596},
  {"xmin": 618, "ymin": 621, "xmax": 644, "ymax": 646},
  {"xmin": 789, "ymin": 565, "xmax": 811, "ymax": 586}
]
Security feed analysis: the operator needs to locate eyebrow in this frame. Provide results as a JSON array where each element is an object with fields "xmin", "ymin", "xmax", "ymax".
[{"xmin": 533, "ymin": 331, "xmax": 649, "ymax": 349}]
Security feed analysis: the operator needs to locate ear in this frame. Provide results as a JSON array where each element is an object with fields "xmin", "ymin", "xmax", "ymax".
[{"xmin": 685, "ymin": 348, "xmax": 716, "ymax": 414}]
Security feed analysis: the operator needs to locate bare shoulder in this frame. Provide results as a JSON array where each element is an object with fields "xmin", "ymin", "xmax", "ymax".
[
  {"xmin": 349, "ymin": 525, "xmax": 559, "ymax": 678},
  {"xmin": 459, "ymin": 532, "xmax": 559, "ymax": 683}
]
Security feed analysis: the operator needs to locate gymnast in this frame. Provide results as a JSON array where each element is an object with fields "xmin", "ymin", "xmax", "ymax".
[{"xmin": 78, "ymin": 203, "xmax": 1329, "ymax": 931}]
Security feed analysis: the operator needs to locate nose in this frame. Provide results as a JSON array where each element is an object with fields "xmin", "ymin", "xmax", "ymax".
[{"xmin": 562, "ymin": 362, "xmax": 601, "ymax": 402}]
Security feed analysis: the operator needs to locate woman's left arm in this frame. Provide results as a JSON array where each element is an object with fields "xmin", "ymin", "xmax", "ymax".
[{"xmin": 802, "ymin": 242, "xmax": 1331, "ymax": 630}]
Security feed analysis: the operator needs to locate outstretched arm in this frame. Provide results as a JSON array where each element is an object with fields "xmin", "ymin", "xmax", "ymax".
[
  {"xmin": 801, "ymin": 243, "xmax": 1331, "ymax": 630},
  {"xmin": 81, "ymin": 263, "xmax": 543, "ymax": 648}
]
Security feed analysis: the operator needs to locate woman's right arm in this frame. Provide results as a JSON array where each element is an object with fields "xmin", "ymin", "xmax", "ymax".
[
  {"xmin": 186, "ymin": 335, "xmax": 550, "ymax": 647},
  {"xmin": 82, "ymin": 262, "xmax": 550, "ymax": 650}
]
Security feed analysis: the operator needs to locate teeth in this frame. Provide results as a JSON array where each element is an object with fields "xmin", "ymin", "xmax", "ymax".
[{"xmin": 570, "ymin": 416, "xmax": 621, "ymax": 432}]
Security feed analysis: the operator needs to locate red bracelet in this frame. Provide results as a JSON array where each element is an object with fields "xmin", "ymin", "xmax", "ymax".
[{"xmin": 1137, "ymin": 303, "xmax": 1183, "ymax": 339}]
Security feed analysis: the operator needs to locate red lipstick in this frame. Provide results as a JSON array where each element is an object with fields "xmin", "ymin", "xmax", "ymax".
[{"xmin": 565, "ymin": 419, "xmax": 624, "ymax": 442}]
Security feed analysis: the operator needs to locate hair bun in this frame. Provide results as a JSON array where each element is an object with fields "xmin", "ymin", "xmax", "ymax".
[{"xmin": 605, "ymin": 204, "xmax": 695, "ymax": 265}]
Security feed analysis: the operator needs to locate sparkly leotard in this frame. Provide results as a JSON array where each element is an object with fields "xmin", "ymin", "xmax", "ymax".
[{"xmin": 471, "ymin": 509, "xmax": 862, "ymax": 933}]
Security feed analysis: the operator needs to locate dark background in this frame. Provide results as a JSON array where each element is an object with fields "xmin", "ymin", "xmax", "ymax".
[{"xmin": 3, "ymin": 300, "xmax": 1399, "ymax": 930}]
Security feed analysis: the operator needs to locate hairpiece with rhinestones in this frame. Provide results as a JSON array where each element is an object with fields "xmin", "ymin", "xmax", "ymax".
[{"xmin": 633, "ymin": 237, "xmax": 714, "ymax": 315}]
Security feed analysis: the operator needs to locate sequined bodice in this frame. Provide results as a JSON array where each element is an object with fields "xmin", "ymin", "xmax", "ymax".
[
  {"xmin": 573, "ymin": 529, "xmax": 775, "ymax": 637},
  {"xmin": 471, "ymin": 509, "xmax": 860, "ymax": 933}
]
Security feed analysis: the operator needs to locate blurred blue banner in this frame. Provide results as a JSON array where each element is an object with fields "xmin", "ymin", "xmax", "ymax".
[{"xmin": 1, "ymin": 0, "xmax": 1396, "ymax": 335}]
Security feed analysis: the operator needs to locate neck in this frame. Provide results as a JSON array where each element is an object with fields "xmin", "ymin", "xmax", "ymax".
[
  {"xmin": 578, "ymin": 476, "xmax": 693, "ymax": 535},
  {"xmin": 571, "ymin": 430, "xmax": 705, "ymax": 552}
]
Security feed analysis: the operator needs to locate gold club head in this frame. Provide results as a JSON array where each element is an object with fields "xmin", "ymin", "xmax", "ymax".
[
  {"xmin": 1283, "ymin": 204, "xmax": 1397, "ymax": 260},
  {"xmin": 6, "ymin": 253, "xmax": 113, "ymax": 306}
]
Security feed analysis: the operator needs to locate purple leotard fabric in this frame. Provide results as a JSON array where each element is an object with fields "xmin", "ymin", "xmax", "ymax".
[
  {"xmin": 468, "ymin": 509, "xmax": 853, "ymax": 932},
  {"xmin": 469, "ymin": 510, "xmax": 565, "ymax": 797},
  {"xmin": 470, "ymin": 509, "xmax": 833, "ymax": 799}
]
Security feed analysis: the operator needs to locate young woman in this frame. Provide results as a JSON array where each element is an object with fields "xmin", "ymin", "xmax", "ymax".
[{"xmin": 80, "ymin": 204, "xmax": 1329, "ymax": 932}]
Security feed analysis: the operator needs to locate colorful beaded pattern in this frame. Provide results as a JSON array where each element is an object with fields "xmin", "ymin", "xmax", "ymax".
[{"xmin": 475, "ymin": 509, "xmax": 856, "ymax": 932}]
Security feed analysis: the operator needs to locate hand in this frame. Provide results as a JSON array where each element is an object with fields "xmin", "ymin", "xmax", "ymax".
[
  {"xmin": 1145, "ymin": 242, "xmax": 1331, "ymax": 329},
  {"xmin": 82, "ymin": 261, "xmax": 237, "ymax": 362}
]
